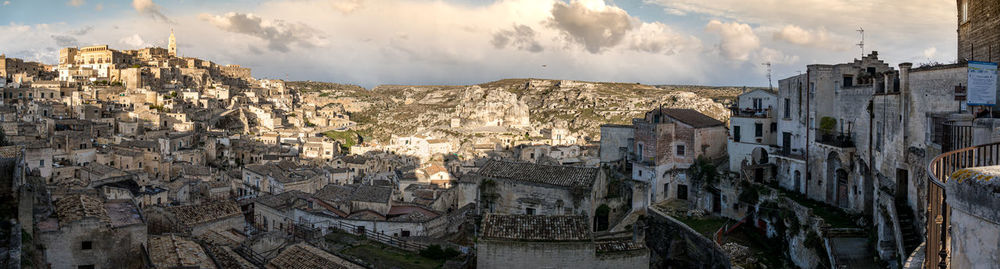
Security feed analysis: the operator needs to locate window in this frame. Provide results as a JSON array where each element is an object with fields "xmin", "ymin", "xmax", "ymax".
[
  {"xmin": 752, "ymin": 98, "xmax": 763, "ymax": 111},
  {"xmin": 734, "ymin": 126, "xmax": 741, "ymax": 142},
  {"xmin": 677, "ymin": 185, "xmax": 688, "ymax": 200},
  {"xmin": 663, "ymin": 183, "xmax": 669, "ymax": 197},
  {"xmin": 676, "ymin": 145, "xmax": 685, "ymax": 156},
  {"xmin": 39, "ymin": 160, "xmax": 44, "ymax": 166},
  {"xmin": 81, "ymin": 241, "xmax": 93, "ymax": 250},
  {"xmin": 843, "ymin": 76, "xmax": 853, "ymax": 87},
  {"xmin": 525, "ymin": 207, "xmax": 535, "ymax": 215},
  {"xmin": 770, "ymin": 123, "xmax": 777, "ymax": 132},
  {"xmin": 755, "ymin": 123, "xmax": 763, "ymax": 137},
  {"xmin": 783, "ymin": 98, "xmax": 790, "ymax": 118},
  {"xmin": 401, "ymin": 230, "xmax": 411, "ymax": 237}
]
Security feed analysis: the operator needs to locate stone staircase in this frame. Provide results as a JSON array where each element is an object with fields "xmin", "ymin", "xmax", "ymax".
[{"xmin": 895, "ymin": 202, "xmax": 920, "ymax": 255}]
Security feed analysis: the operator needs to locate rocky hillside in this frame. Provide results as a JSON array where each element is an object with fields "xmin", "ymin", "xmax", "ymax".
[{"xmin": 288, "ymin": 79, "xmax": 755, "ymax": 143}]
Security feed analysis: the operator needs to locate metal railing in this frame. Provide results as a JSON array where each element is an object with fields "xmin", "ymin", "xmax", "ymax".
[{"xmin": 925, "ymin": 142, "xmax": 1000, "ymax": 269}]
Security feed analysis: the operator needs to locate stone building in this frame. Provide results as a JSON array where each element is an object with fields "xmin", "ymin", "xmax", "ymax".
[
  {"xmin": 598, "ymin": 124, "xmax": 634, "ymax": 168},
  {"xmin": 957, "ymin": 0, "xmax": 1000, "ymax": 63},
  {"xmin": 727, "ymin": 89, "xmax": 778, "ymax": 174},
  {"xmin": 146, "ymin": 199, "xmax": 245, "ymax": 237},
  {"xmin": 630, "ymin": 108, "xmax": 727, "ymax": 207},
  {"xmin": 468, "ymin": 160, "xmax": 607, "ymax": 226},
  {"xmin": 477, "ymin": 214, "xmax": 648, "ymax": 269},
  {"xmin": 36, "ymin": 194, "xmax": 147, "ymax": 269}
]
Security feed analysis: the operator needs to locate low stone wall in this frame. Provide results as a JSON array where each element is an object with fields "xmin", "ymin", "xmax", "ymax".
[{"xmin": 645, "ymin": 207, "xmax": 731, "ymax": 269}]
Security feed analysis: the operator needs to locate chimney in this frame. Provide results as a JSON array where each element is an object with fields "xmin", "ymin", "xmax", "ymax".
[{"xmin": 898, "ymin": 62, "xmax": 912, "ymax": 96}]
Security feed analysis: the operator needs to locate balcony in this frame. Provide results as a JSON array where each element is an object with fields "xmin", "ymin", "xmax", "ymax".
[
  {"xmin": 816, "ymin": 132, "xmax": 855, "ymax": 148},
  {"xmin": 923, "ymin": 142, "xmax": 1000, "ymax": 268},
  {"xmin": 730, "ymin": 107, "xmax": 772, "ymax": 118}
]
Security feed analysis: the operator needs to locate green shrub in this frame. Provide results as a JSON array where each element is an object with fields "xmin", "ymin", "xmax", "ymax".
[
  {"xmin": 419, "ymin": 244, "xmax": 460, "ymax": 260},
  {"xmin": 819, "ymin": 117, "xmax": 836, "ymax": 135}
]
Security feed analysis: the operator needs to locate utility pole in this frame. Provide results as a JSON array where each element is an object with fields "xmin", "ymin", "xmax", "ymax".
[
  {"xmin": 857, "ymin": 27, "xmax": 865, "ymax": 57},
  {"xmin": 762, "ymin": 62, "xmax": 773, "ymax": 90}
]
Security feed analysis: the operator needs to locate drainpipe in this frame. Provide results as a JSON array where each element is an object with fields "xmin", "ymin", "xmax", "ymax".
[{"xmin": 805, "ymin": 69, "xmax": 810, "ymax": 197}]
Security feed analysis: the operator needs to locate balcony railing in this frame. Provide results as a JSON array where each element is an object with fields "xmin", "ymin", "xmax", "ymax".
[
  {"xmin": 925, "ymin": 142, "xmax": 1000, "ymax": 269},
  {"xmin": 730, "ymin": 107, "xmax": 772, "ymax": 118},
  {"xmin": 816, "ymin": 132, "xmax": 855, "ymax": 148}
]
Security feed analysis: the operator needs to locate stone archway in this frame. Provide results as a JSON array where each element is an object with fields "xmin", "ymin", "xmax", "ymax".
[
  {"xmin": 826, "ymin": 151, "xmax": 842, "ymax": 205},
  {"xmin": 751, "ymin": 147, "xmax": 769, "ymax": 165}
]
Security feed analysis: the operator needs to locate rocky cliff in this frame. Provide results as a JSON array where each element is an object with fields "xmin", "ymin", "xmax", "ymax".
[{"xmin": 288, "ymin": 79, "xmax": 752, "ymax": 143}]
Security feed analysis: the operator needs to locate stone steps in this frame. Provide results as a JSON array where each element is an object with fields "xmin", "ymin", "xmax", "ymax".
[{"xmin": 895, "ymin": 202, "xmax": 920, "ymax": 255}]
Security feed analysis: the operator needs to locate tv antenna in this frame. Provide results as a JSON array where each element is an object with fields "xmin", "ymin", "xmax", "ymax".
[
  {"xmin": 761, "ymin": 62, "xmax": 773, "ymax": 90},
  {"xmin": 856, "ymin": 27, "xmax": 865, "ymax": 57}
]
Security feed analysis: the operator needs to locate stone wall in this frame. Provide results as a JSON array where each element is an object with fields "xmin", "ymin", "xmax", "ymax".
[
  {"xmin": 958, "ymin": 0, "xmax": 1000, "ymax": 63},
  {"xmin": 477, "ymin": 240, "xmax": 648, "ymax": 269},
  {"xmin": 645, "ymin": 207, "xmax": 730, "ymax": 269}
]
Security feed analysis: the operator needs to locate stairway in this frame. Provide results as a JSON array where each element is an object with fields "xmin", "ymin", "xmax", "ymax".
[{"xmin": 895, "ymin": 202, "xmax": 920, "ymax": 255}]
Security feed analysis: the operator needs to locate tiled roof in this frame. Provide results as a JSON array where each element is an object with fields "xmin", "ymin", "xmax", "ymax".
[
  {"xmin": 313, "ymin": 184, "xmax": 392, "ymax": 205},
  {"xmin": 204, "ymin": 245, "xmax": 256, "ymax": 269},
  {"xmin": 658, "ymin": 108, "xmax": 723, "ymax": 128},
  {"xmin": 475, "ymin": 160, "xmax": 598, "ymax": 189},
  {"xmin": 253, "ymin": 190, "xmax": 311, "ymax": 210},
  {"xmin": 595, "ymin": 239, "xmax": 646, "ymax": 253},
  {"xmin": 265, "ymin": 243, "xmax": 362, "ymax": 269},
  {"xmin": 54, "ymin": 194, "xmax": 110, "ymax": 226},
  {"xmin": 147, "ymin": 234, "xmax": 215, "ymax": 269},
  {"xmin": 168, "ymin": 199, "xmax": 242, "ymax": 227},
  {"xmin": 481, "ymin": 214, "xmax": 590, "ymax": 242}
]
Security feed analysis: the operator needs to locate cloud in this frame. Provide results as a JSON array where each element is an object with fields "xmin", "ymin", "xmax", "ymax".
[
  {"xmin": 118, "ymin": 34, "xmax": 148, "ymax": 48},
  {"xmin": 51, "ymin": 35, "xmax": 78, "ymax": 47},
  {"xmin": 705, "ymin": 20, "xmax": 759, "ymax": 61},
  {"xmin": 756, "ymin": 47, "xmax": 798, "ymax": 65},
  {"xmin": 924, "ymin": 47, "xmax": 937, "ymax": 59},
  {"xmin": 492, "ymin": 24, "xmax": 543, "ymax": 53},
  {"xmin": 199, "ymin": 12, "xmax": 325, "ymax": 52},
  {"xmin": 133, "ymin": 0, "xmax": 169, "ymax": 22},
  {"xmin": 548, "ymin": 0, "xmax": 633, "ymax": 53},
  {"xmin": 67, "ymin": 0, "xmax": 84, "ymax": 7},
  {"xmin": 95, "ymin": 3, "xmax": 102, "ymax": 11},
  {"xmin": 628, "ymin": 22, "xmax": 701, "ymax": 55},
  {"xmin": 330, "ymin": 0, "xmax": 363, "ymax": 14},
  {"xmin": 771, "ymin": 25, "xmax": 848, "ymax": 51},
  {"xmin": 70, "ymin": 26, "xmax": 93, "ymax": 36}
]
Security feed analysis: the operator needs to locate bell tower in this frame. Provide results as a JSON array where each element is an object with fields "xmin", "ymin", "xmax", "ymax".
[{"xmin": 168, "ymin": 29, "xmax": 176, "ymax": 57}]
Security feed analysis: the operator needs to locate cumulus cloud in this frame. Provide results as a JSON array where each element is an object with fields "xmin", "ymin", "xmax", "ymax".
[
  {"xmin": 756, "ymin": 47, "xmax": 798, "ymax": 65},
  {"xmin": 705, "ymin": 20, "xmax": 759, "ymax": 61},
  {"xmin": 492, "ymin": 24, "xmax": 543, "ymax": 53},
  {"xmin": 51, "ymin": 35, "xmax": 78, "ymax": 47},
  {"xmin": 548, "ymin": 0, "xmax": 633, "ymax": 53},
  {"xmin": 67, "ymin": 0, "xmax": 84, "ymax": 7},
  {"xmin": 924, "ymin": 47, "xmax": 937, "ymax": 59},
  {"xmin": 628, "ymin": 22, "xmax": 700, "ymax": 55},
  {"xmin": 330, "ymin": 0, "xmax": 363, "ymax": 14},
  {"xmin": 133, "ymin": 0, "xmax": 169, "ymax": 22},
  {"xmin": 199, "ymin": 12, "xmax": 325, "ymax": 52},
  {"xmin": 118, "ymin": 34, "xmax": 148, "ymax": 48},
  {"xmin": 70, "ymin": 26, "xmax": 93, "ymax": 36},
  {"xmin": 771, "ymin": 25, "xmax": 848, "ymax": 51}
]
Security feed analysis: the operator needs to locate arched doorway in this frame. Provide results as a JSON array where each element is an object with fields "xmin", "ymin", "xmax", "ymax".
[
  {"xmin": 826, "ymin": 152, "xmax": 842, "ymax": 205},
  {"xmin": 836, "ymin": 169, "xmax": 849, "ymax": 208}
]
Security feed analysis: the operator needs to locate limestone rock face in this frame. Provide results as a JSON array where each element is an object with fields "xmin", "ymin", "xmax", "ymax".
[
  {"xmin": 287, "ymin": 79, "xmax": 747, "ymax": 148},
  {"xmin": 454, "ymin": 86, "xmax": 530, "ymax": 128}
]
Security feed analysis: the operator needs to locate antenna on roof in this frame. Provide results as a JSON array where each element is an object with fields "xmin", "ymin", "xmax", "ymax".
[
  {"xmin": 761, "ymin": 62, "xmax": 772, "ymax": 90},
  {"xmin": 856, "ymin": 27, "xmax": 865, "ymax": 57}
]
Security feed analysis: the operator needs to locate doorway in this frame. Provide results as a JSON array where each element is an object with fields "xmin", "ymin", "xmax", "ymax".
[
  {"xmin": 896, "ymin": 169, "xmax": 909, "ymax": 203},
  {"xmin": 836, "ymin": 169, "xmax": 849, "ymax": 208}
]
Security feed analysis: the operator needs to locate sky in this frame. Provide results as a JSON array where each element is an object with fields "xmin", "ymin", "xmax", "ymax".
[{"xmin": 0, "ymin": 0, "xmax": 958, "ymax": 88}]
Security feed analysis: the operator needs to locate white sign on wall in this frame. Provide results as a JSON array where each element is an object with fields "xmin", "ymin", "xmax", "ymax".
[{"xmin": 967, "ymin": 61, "xmax": 998, "ymax": 106}]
